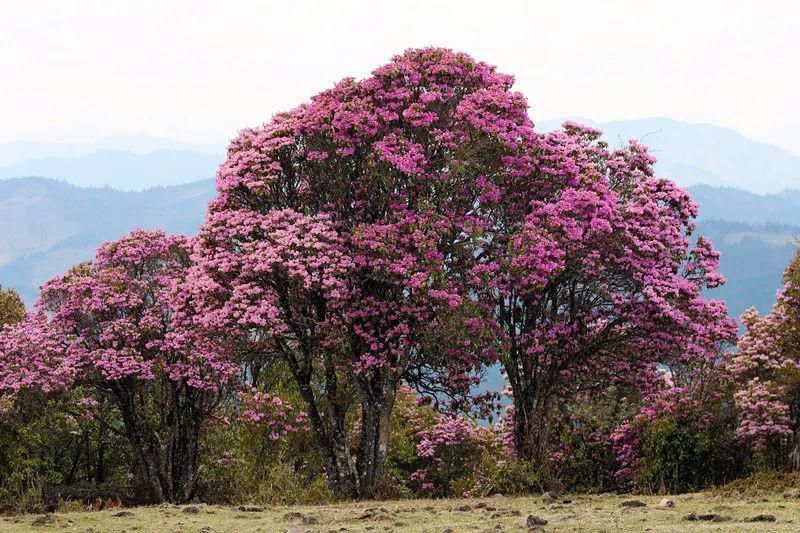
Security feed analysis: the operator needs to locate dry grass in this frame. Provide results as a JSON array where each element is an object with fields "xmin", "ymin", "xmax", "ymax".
[{"xmin": 1, "ymin": 492, "xmax": 799, "ymax": 532}]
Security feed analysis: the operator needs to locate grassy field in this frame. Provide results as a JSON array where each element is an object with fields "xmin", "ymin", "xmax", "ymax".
[{"xmin": 1, "ymin": 492, "xmax": 798, "ymax": 532}]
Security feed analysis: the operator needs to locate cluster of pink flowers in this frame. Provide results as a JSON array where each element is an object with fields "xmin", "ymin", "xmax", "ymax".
[
  {"xmin": 609, "ymin": 382, "xmax": 716, "ymax": 487},
  {"xmin": 237, "ymin": 389, "xmax": 309, "ymax": 440},
  {"xmin": 726, "ymin": 284, "xmax": 800, "ymax": 450},
  {"xmin": 8, "ymin": 229, "xmax": 239, "ymax": 393},
  {"xmin": 411, "ymin": 413, "xmax": 508, "ymax": 496}
]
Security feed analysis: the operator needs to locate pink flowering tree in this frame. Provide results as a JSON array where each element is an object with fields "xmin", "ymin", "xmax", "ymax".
[
  {"xmin": 0, "ymin": 229, "xmax": 237, "ymax": 503},
  {"xmin": 473, "ymin": 122, "xmax": 738, "ymax": 462},
  {"xmin": 727, "ymin": 253, "xmax": 800, "ymax": 467},
  {"xmin": 189, "ymin": 48, "xmax": 534, "ymax": 498}
]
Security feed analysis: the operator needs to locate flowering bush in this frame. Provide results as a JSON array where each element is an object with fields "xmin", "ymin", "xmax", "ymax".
[
  {"xmin": 725, "ymin": 252, "xmax": 800, "ymax": 469},
  {"xmin": 411, "ymin": 415, "xmax": 506, "ymax": 497},
  {"xmin": 610, "ymin": 383, "xmax": 743, "ymax": 493},
  {"xmin": 197, "ymin": 384, "xmax": 327, "ymax": 505},
  {"xmin": 237, "ymin": 389, "xmax": 309, "ymax": 440},
  {"xmin": 0, "ymin": 230, "xmax": 236, "ymax": 503}
]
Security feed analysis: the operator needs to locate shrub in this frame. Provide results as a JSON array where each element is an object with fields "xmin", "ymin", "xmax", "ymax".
[
  {"xmin": 0, "ymin": 391, "xmax": 131, "ymax": 512},
  {"xmin": 197, "ymin": 386, "xmax": 328, "ymax": 505},
  {"xmin": 611, "ymin": 386, "xmax": 744, "ymax": 494}
]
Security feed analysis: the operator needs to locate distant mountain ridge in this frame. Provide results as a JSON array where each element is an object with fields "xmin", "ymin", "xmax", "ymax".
[
  {"xmin": 2, "ymin": 119, "xmax": 799, "ymax": 192},
  {"xmin": 0, "ymin": 178, "xmax": 215, "ymax": 303},
  {"xmin": 687, "ymin": 185, "xmax": 800, "ymax": 226},
  {"xmin": 0, "ymin": 135, "xmax": 223, "ymax": 166},
  {"xmin": 0, "ymin": 149, "xmax": 223, "ymax": 190},
  {"xmin": 538, "ymin": 117, "xmax": 800, "ymax": 194}
]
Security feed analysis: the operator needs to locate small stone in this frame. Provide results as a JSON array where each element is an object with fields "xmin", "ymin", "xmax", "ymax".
[
  {"xmin": 113, "ymin": 511, "xmax": 135, "ymax": 517},
  {"xmin": 519, "ymin": 515, "xmax": 548, "ymax": 527},
  {"xmin": 619, "ymin": 500, "xmax": 647, "ymax": 508},
  {"xmin": 31, "ymin": 514, "xmax": 55, "ymax": 527},
  {"xmin": 457, "ymin": 504, "xmax": 472, "ymax": 512},
  {"xmin": 182, "ymin": 506, "xmax": 200, "ymax": 514},
  {"xmin": 541, "ymin": 491, "xmax": 559, "ymax": 504},
  {"xmin": 695, "ymin": 513, "xmax": 730, "ymax": 522},
  {"xmin": 710, "ymin": 505, "xmax": 733, "ymax": 512},
  {"xmin": 658, "ymin": 498, "xmax": 675, "ymax": 508},
  {"xmin": 746, "ymin": 514, "xmax": 777, "ymax": 522},
  {"xmin": 238, "ymin": 505, "xmax": 263, "ymax": 512},
  {"xmin": 683, "ymin": 512, "xmax": 697, "ymax": 521}
]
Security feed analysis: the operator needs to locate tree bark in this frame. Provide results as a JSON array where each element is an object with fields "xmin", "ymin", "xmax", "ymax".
[
  {"xmin": 114, "ymin": 384, "xmax": 204, "ymax": 503},
  {"xmin": 510, "ymin": 380, "xmax": 554, "ymax": 465},
  {"xmin": 789, "ymin": 388, "xmax": 800, "ymax": 471},
  {"xmin": 355, "ymin": 379, "xmax": 396, "ymax": 498}
]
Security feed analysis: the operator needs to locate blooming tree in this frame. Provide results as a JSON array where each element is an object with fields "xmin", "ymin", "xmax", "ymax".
[
  {"xmin": 727, "ymin": 252, "xmax": 800, "ymax": 466},
  {"xmin": 189, "ymin": 47, "xmax": 738, "ymax": 494},
  {"xmin": 473, "ymin": 122, "xmax": 737, "ymax": 462},
  {"xmin": 0, "ymin": 229, "xmax": 236, "ymax": 503},
  {"xmin": 189, "ymin": 47, "xmax": 533, "ymax": 497}
]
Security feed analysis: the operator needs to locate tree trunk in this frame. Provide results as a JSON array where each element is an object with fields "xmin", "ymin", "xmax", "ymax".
[
  {"xmin": 296, "ymin": 375, "xmax": 397, "ymax": 499},
  {"xmin": 789, "ymin": 388, "xmax": 800, "ymax": 471},
  {"xmin": 355, "ymin": 380, "xmax": 396, "ymax": 499},
  {"xmin": 114, "ymin": 385, "xmax": 203, "ymax": 503},
  {"xmin": 295, "ymin": 380, "xmax": 359, "ymax": 498},
  {"xmin": 510, "ymin": 382, "xmax": 553, "ymax": 465}
]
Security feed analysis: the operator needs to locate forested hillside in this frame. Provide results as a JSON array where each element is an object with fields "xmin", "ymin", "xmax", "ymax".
[
  {"xmin": 1, "ymin": 178, "xmax": 795, "ymax": 317},
  {"xmin": 0, "ymin": 178, "xmax": 214, "ymax": 302}
]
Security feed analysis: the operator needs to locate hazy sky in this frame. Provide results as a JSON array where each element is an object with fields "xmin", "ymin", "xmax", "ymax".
[{"xmin": 3, "ymin": 0, "xmax": 800, "ymax": 154}]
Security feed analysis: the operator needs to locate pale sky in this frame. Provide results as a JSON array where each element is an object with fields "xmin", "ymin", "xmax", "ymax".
[{"xmin": 2, "ymin": 0, "xmax": 800, "ymax": 153}]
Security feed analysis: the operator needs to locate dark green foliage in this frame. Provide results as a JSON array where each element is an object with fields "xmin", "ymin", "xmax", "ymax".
[
  {"xmin": 0, "ymin": 284, "xmax": 24, "ymax": 327},
  {"xmin": 0, "ymin": 393, "xmax": 130, "ymax": 512},
  {"xmin": 633, "ymin": 413, "xmax": 747, "ymax": 494},
  {"xmin": 635, "ymin": 417, "xmax": 714, "ymax": 493}
]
